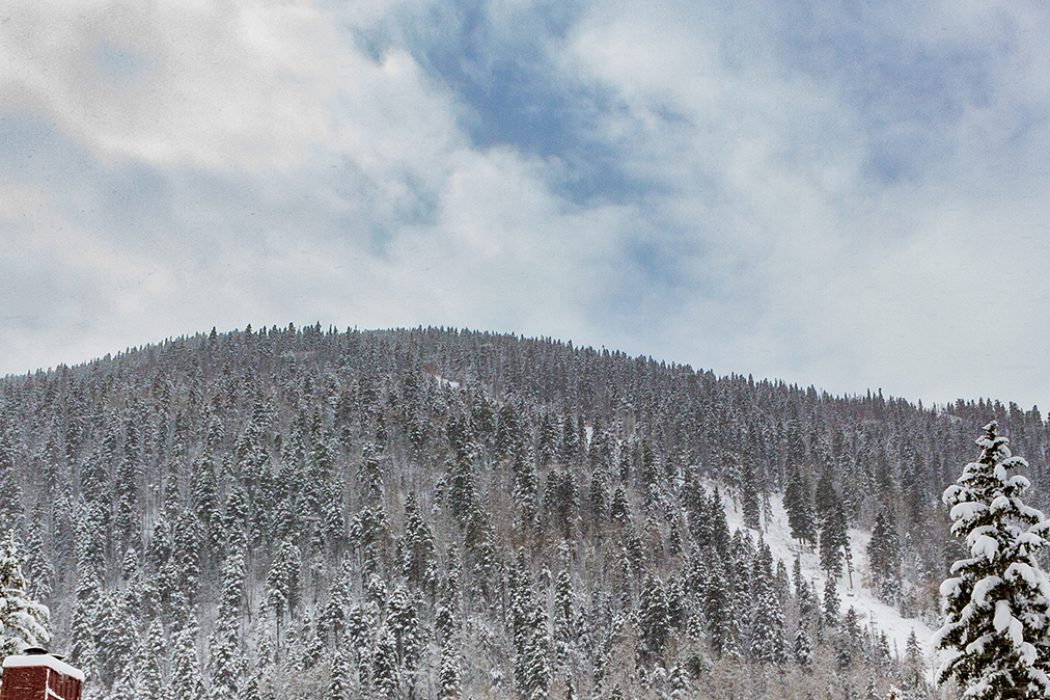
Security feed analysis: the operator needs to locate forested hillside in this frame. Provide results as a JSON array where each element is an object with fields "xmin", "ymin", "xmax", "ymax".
[{"xmin": 0, "ymin": 325, "xmax": 1046, "ymax": 699}]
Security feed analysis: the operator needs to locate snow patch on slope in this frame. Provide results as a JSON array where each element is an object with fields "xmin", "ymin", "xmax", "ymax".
[{"xmin": 716, "ymin": 487, "xmax": 936, "ymax": 663}]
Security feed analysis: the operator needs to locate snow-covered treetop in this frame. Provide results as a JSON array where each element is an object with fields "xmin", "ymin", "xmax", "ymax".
[{"xmin": 943, "ymin": 421, "xmax": 1045, "ymax": 538}]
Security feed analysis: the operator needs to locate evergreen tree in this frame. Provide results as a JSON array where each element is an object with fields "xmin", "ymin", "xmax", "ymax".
[
  {"xmin": 0, "ymin": 431, "xmax": 22, "ymax": 525},
  {"xmin": 553, "ymin": 561, "xmax": 578, "ymax": 671},
  {"xmin": 823, "ymin": 575, "xmax": 841, "ymax": 628},
  {"xmin": 169, "ymin": 625, "xmax": 205, "ymax": 699},
  {"xmin": 438, "ymin": 640, "xmax": 463, "ymax": 700},
  {"xmin": 610, "ymin": 485, "xmax": 631, "ymax": 525},
  {"xmin": 387, "ymin": 584, "xmax": 423, "ymax": 673},
  {"xmin": 794, "ymin": 556, "xmax": 817, "ymax": 629},
  {"xmin": 814, "ymin": 465, "xmax": 837, "ymax": 521},
  {"xmin": 749, "ymin": 542, "xmax": 785, "ymax": 664},
  {"xmin": 138, "ymin": 619, "xmax": 165, "ymax": 700},
  {"xmin": 210, "ymin": 549, "xmax": 247, "ymax": 696},
  {"xmin": 328, "ymin": 649, "xmax": 350, "ymax": 700},
  {"xmin": 935, "ymin": 422, "xmax": 1050, "ymax": 699},
  {"xmin": 819, "ymin": 498, "xmax": 850, "ymax": 580},
  {"xmin": 838, "ymin": 606, "xmax": 861, "ymax": 669},
  {"xmin": 638, "ymin": 572, "xmax": 671, "ymax": 664},
  {"xmin": 522, "ymin": 607, "xmax": 552, "ymax": 700},
  {"xmin": 784, "ymin": 465, "xmax": 816, "ymax": 546},
  {"xmin": 399, "ymin": 495, "xmax": 437, "ymax": 591},
  {"xmin": 372, "ymin": 625, "xmax": 401, "ymax": 697},
  {"xmin": 740, "ymin": 454, "xmax": 761, "ymax": 531},
  {"xmin": 703, "ymin": 554, "xmax": 739, "ymax": 658},
  {"xmin": 903, "ymin": 630, "xmax": 927, "ymax": 697},
  {"xmin": 266, "ymin": 538, "xmax": 302, "ymax": 640},
  {"xmin": 794, "ymin": 626, "xmax": 812, "ymax": 668},
  {"xmin": 867, "ymin": 509, "xmax": 902, "ymax": 602},
  {"xmin": 0, "ymin": 532, "xmax": 49, "ymax": 655}
]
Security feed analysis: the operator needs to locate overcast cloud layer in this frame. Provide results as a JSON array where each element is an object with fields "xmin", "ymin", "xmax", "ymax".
[{"xmin": 2, "ymin": 0, "xmax": 1049, "ymax": 409}]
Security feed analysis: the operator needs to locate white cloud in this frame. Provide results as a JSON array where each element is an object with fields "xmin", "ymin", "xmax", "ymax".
[
  {"xmin": 552, "ymin": 0, "xmax": 1050, "ymax": 406},
  {"xmin": 0, "ymin": 0, "xmax": 643, "ymax": 377},
  {"xmin": 0, "ymin": 0, "xmax": 462, "ymax": 173}
]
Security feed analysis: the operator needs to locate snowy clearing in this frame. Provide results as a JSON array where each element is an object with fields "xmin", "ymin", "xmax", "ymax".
[{"xmin": 715, "ymin": 486, "xmax": 936, "ymax": 664}]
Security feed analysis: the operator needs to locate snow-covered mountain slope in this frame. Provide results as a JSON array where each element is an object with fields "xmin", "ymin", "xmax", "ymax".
[
  {"xmin": 718, "ymin": 487, "xmax": 936, "ymax": 663},
  {"xmin": 6, "ymin": 326, "xmax": 1035, "ymax": 698}
]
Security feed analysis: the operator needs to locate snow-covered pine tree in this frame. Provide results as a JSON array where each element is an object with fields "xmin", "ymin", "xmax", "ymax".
[
  {"xmin": 794, "ymin": 626, "xmax": 812, "ymax": 668},
  {"xmin": 794, "ymin": 556, "xmax": 817, "ymax": 630},
  {"xmin": 749, "ymin": 541, "xmax": 786, "ymax": 664},
  {"xmin": 823, "ymin": 575, "xmax": 840, "ymax": 628},
  {"xmin": 902, "ymin": 630, "xmax": 926, "ymax": 698},
  {"xmin": 638, "ymin": 572, "xmax": 671, "ymax": 664},
  {"xmin": 327, "ymin": 649, "xmax": 350, "ymax": 700},
  {"xmin": 819, "ymin": 498, "xmax": 849, "ymax": 579},
  {"xmin": 372, "ymin": 624, "xmax": 401, "ymax": 697},
  {"xmin": 137, "ymin": 619, "xmax": 165, "ymax": 700},
  {"xmin": 553, "ymin": 560, "xmax": 578, "ymax": 672},
  {"xmin": 837, "ymin": 606, "xmax": 861, "ymax": 669},
  {"xmin": 740, "ymin": 454, "xmax": 761, "ymax": 531},
  {"xmin": 346, "ymin": 602, "xmax": 377, "ymax": 668},
  {"xmin": 399, "ymin": 495, "xmax": 437, "ymax": 592},
  {"xmin": 21, "ymin": 526, "xmax": 53, "ymax": 602},
  {"xmin": 266, "ymin": 538, "xmax": 302, "ymax": 643},
  {"xmin": 210, "ymin": 549, "xmax": 246, "ymax": 696},
  {"xmin": 0, "ymin": 431, "xmax": 21, "ymax": 526},
  {"xmin": 438, "ymin": 639, "xmax": 463, "ymax": 700},
  {"xmin": 522, "ymin": 608, "xmax": 552, "ymax": 700},
  {"xmin": 610, "ymin": 486, "xmax": 630, "ymax": 525},
  {"xmin": 169, "ymin": 624, "xmax": 205, "ymax": 699},
  {"xmin": 784, "ymin": 465, "xmax": 816, "ymax": 546},
  {"xmin": 935, "ymin": 421, "xmax": 1050, "ymax": 699},
  {"xmin": 867, "ymin": 509, "xmax": 901, "ymax": 602},
  {"xmin": 703, "ymin": 554, "xmax": 739, "ymax": 658},
  {"xmin": 668, "ymin": 665, "xmax": 689, "ymax": 698},
  {"xmin": 387, "ymin": 584, "xmax": 423, "ymax": 674},
  {"xmin": 0, "ymin": 531, "xmax": 50, "ymax": 656}
]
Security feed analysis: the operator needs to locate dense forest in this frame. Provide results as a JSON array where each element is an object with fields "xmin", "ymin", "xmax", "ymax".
[{"xmin": 0, "ymin": 325, "xmax": 1046, "ymax": 699}]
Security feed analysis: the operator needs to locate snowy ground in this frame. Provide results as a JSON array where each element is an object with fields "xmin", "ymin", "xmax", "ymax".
[{"xmin": 714, "ymin": 486, "xmax": 936, "ymax": 666}]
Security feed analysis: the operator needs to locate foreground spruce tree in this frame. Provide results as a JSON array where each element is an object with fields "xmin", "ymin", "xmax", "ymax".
[{"xmin": 936, "ymin": 421, "xmax": 1050, "ymax": 699}]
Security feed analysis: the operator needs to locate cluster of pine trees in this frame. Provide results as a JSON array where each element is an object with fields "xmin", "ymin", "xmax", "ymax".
[{"xmin": 0, "ymin": 325, "xmax": 1046, "ymax": 698}]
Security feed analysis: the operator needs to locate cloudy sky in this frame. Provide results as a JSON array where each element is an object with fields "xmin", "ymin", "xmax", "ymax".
[{"xmin": 2, "ymin": 0, "xmax": 1049, "ymax": 409}]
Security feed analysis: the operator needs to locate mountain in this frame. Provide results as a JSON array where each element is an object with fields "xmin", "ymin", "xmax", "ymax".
[{"xmin": 0, "ymin": 324, "xmax": 1046, "ymax": 699}]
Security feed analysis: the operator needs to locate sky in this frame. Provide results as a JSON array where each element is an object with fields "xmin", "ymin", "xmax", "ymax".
[{"xmin": 1, "ymin": 0, "xmax": 1049, "ymax": 410}]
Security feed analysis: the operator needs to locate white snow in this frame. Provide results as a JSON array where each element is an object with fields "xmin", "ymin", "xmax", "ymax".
[
  {"xmin": 713, "ymin": 485, "xmax": 936, "ymax": 666},
  {"xmin": 433, "ymin": 375, "xmax": 461, "ymax": 390},
  {"xmin": 2, "ymin": 654, "xmax": 85, "ymax": 681},
  {"xmin": 940, "ymin": 576, "xmax": 963, "ymax": 598},
  {"xmin": 970, "ymin": 534, "xmax": 999, "ymax": 561},
  {"xmin": 989, "ymin": 495, "xmax": 1010, "ymax": 513},
  {"xmin": 970, "ymin": 575, "xmax": 1001, "ymax": 606},
  {"xmin": 950, "ymin": 502, "xmax": 986, "ymax": 521},
  {"xmin": 1005, "ymin": 562, "xmax": 1040, "ymax": 586},
  {"xmin": 992, "ymin": 600, "xmax": 1020, "ymax": 645}
]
